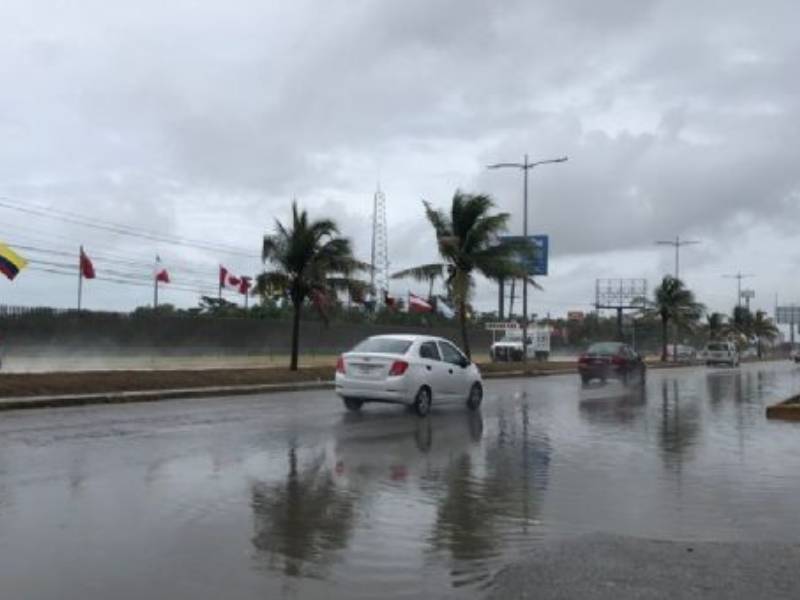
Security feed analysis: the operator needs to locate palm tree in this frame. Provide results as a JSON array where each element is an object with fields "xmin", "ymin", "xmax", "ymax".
[
  {"xmin": 750, "ymin": 310, "xmax": 779, "ymax": 358},
  {"xmin": 394, "ymin": 191, "xmax": 537, "ymax": 358},
  {"xmin": 257, "ymin": 202, "xmax": 365, "ymax": 370},
  {"xmin": 706, "ymin": 312, "xmax": 726, "ymax": 340},
  {"xmin": 648, "ymin": 276, "xmax": 704, "ymax": 362}
]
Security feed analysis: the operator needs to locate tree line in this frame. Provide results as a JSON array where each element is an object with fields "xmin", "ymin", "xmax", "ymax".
[{"xmin": 123, "ymin": 193, "xmax": 781, "ymax": 371}]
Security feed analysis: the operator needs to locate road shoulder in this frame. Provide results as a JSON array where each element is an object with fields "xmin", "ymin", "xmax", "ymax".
[{"xmin": 488, "ymin": 533, "xmax": 800, "ymax": 600}]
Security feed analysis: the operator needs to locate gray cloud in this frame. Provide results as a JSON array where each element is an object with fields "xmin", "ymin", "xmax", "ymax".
[{"xmin": 0, "ymin": 0, "xmax": 798, "ymax": 317}]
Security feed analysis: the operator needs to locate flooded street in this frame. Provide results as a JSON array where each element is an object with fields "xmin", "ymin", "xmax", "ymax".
[{"xmin": 1, "ymin": 362, "xmax": 800, "ymax": 599}]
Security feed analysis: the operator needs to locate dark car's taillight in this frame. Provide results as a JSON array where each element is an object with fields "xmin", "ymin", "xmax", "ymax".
[
  {"xmin": 336, "ymin": 356, "xmax": 346, "ymax": 375},
  {"xmin": 388, "ymin": 360, "xmax": 409, "ymax": 376},
  {"xmin": 578, "ymin": 353, "xmax": 590, "ymax": 364}
]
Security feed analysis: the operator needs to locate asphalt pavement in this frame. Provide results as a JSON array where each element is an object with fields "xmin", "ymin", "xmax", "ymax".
[{"xmin": 1, "ymin": 362, "xmax": 799, "ymax": 599}]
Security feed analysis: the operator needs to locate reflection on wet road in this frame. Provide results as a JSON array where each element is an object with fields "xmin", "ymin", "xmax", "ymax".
[{"xmin": 1, "ymin": 362, "xmax": 800, "ymax": 599}]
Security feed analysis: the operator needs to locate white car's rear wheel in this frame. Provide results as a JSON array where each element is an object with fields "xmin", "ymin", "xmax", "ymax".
[
  {"xmin": 413, "ymin": 387, "xmax": 432, "ymax": 417},
  {"xmin": 343, "ymin": 397, "xmax": 363, "ymax": 412},
  {"xmin": 466, "ymin": 383, "xmax": 483, "ymax": 411}
]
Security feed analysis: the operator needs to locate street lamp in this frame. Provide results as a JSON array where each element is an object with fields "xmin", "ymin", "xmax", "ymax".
[
  {"xmin": 488, "ymin": 154, "xmax": 568, "ymax": 366},
  {"xmin": 723, "ymin": 272, "xmax": 755, "ymax": 308},
  {"xmin": 655, "ymin": 235, "xmax": 699, "ymax": 280}
]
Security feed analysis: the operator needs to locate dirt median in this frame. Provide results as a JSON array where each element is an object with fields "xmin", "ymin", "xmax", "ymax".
[{"xmin": 0, "ymin": 361, "xmax": 579, "ymax": 398}]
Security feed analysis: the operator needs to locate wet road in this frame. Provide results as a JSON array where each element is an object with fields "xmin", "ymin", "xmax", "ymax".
[{"xmin": 1, "ymin": 362, "xmax": 800, "ymax": 599}]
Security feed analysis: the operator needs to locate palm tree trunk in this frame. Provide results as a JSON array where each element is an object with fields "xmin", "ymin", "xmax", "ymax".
[
  {"xmin": 661, "ymin": 315, "xmax": 668, "ymax": 362},
  {"xmin": 459, "ymin": 299, "xmax": 471, "ymax": 359},
  {"xmin": 757, "ymin": 337, "xmax": 762, "ymax": 359},
  {"xmin": 290, "ymin": 300, "xmax": 302, "ymax": 371}
]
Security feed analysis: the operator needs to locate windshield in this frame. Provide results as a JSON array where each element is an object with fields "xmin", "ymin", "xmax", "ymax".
[
  {"xmin": 587, "ymin": 342, "xmax": 624, "ymax": 355},
  {"xmin": 351, "ymin": 338, "xmax": 413, "ymax": 355}
]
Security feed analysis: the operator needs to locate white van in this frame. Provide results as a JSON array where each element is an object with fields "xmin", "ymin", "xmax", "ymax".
[{"xmin": 703, "ymin": 341, "xmax": 739, "ymax": 367}]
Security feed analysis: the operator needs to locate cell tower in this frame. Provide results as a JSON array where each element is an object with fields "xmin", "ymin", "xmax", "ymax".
[{"xmin": 370, "ymin": 185, "xmax": 390, "ymax": 305}]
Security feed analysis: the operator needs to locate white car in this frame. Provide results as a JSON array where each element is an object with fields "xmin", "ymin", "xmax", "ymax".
[
  {"xmin": 335, "ymin": 334, "xmax": 483, "ymax": 417},
  {"xmin": 703, "ymin": 341, "xmax": 740, "ymax": 367}
]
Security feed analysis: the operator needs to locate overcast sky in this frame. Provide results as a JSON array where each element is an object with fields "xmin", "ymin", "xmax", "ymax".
[{"xmin": 1, "ymin": 0, "xmax": 798, "ymax": 322}]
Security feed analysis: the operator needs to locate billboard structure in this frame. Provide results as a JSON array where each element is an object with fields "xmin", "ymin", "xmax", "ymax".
[
  {"xmin": 776, "ymin": 305, "xmax": 800, "ymax": 346},
  {"xmin": 595, "ymin": 278, "xmax": 648, "ymax": 342},
  {"xmin": 496, "ymin": 235, "xmax": 548, "ymax": 319},
  {"xmin": 498, "ymin": 235, "xmax": 549, "ymax": 276}
]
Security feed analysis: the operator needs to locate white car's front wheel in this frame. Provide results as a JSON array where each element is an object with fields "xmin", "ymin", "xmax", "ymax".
[
  {"xmin": 466, "ymin": 383, "xmax": 483, "ymax": 411},
  {"xmin": 413, "ymin": 386, "xmax": 432, "ymax": 417}
]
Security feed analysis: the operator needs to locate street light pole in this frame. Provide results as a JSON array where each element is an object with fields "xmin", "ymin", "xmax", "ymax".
[
  {"xmin": 488, "ymin": 154, "xmax": 568, "ymax": 367},
  {"xmin": 655, "ymin": 235, "xmax": 700, "ymax": 280},
  {"xmin": 723, "ymin": 272, "xmax": 755, "ymax": 308}
]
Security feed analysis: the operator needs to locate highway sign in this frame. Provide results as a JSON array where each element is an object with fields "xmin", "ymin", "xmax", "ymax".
[
  {"xmin": 498, "ymin": 235, "xmax": 549, "ymax": 276},
  {"xmin": 776, "ymin": 306, "xmax": 800, "ymax": 324}
]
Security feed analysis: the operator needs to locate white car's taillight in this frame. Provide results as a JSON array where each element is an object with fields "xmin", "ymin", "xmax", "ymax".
[
  {"xmin": 336, "ymin": 356, "xmax": 346, "ymax": 375},
  {"xmin": 388, "ymin": 360, "xmax": 409, "ymax": 376}
]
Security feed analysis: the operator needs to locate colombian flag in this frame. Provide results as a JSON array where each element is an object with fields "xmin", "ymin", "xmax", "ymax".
[{"xmin": 0, "ymin": 243, "xmax": 28, "ymax": 281}]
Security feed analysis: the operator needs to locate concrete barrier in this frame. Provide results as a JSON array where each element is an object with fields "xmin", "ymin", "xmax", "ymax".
[{"xmin": 766, "ymin": 395, "xmax": 800, "ymax": 421}]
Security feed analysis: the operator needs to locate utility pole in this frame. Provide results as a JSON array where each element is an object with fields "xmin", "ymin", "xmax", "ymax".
[
  {"xmin": 723, "ymin": 272, "xmax": 755, "ymax": 308},
  {"xmin": 655, "ymin": 235, "xmax": 699, "ymax": 280},
  {"xmin": 488, "ymin": 154, "xmax": 568, "ymax": 366}
]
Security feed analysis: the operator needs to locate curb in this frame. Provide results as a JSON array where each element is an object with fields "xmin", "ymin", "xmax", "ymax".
[{"xmin": 0, "ymin": 381, "xmax": 333, "ymax": 412}]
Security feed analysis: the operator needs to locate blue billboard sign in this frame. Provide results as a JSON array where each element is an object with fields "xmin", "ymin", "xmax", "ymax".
[{"xmin": 499, "ymin": 235, "xmax": 549, "ymax": 276}]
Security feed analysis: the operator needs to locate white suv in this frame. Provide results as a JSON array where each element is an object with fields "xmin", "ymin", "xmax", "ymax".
[
  {"xmin": 335, "ymin": 335, "xmax": 483, "ymax": 417},
  {"xmin": 703, "ymin": 341, "xmax": 739, "ymax": 367}
]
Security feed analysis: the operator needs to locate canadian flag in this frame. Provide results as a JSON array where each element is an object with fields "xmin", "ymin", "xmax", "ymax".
[
  {"xmin": 238, "ymin": 276, "xmax": 252, "ymax": 295},
  {"xmin": 219, "ymin": 265, "xmax": 243, "ymax": 289},
  {"xmin": 408, "ymin": 293, "xmax": 433, "ymax": 313},
  {"xmin": 80, "ymin": 247, "xmax": 96, "ymax": 279},
  {"xmin": 155, "ymin": 256, "xmax": 170, "ymax": 283}
]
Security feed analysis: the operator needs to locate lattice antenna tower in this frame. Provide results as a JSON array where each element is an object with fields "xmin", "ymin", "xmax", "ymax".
[{"xmin": 370, "ymin": 185, "xmax": 390, "ymax": 304}]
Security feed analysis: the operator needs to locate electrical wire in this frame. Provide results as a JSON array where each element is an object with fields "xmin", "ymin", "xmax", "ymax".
[{"xmin": 0, "ymin": 196, "xmax": 261, "ymax": 258}]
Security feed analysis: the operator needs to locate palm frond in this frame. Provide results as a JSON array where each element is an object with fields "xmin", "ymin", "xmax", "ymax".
[
  {"xmin": 255, "ymin": 271, "xmax": 292, "ymax": 297},
  {"xmin": 451, "ymin": 192, "xmax": 494, "ymax": 241},
  {"xmin": 423, "ymin": 200, "xmax": 452, "ymax": 240},
  {"xmin": 391, "ymin": 263, "xmax": 446, "ymax": 282},
  {"xmin": 463, "ymin": 212, "xmax": 510, "ymax": 253}
]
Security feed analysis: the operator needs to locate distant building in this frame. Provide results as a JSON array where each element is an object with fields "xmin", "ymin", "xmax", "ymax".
[{"xmin": 567, "ymin": 311, "xmax": 585, "ymax": 322}]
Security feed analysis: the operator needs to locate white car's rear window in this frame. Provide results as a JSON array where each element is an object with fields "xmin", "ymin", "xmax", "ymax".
[{"xmin": 351, "ymin": 338, "xmax": 413, "ymax": 355}]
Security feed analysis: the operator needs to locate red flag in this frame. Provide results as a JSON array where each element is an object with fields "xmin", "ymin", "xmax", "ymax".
[
  {"xmin": 155, "ymin": 256, "xmax": 170, "ymax": 283},
  {"xmin": 227, "ymin": 274, "xmax": 241, "ymax": 287},
  {"xmin": 408, "ymin": 293, "xmax": 433, "ymax": 313},
  {"xmin": 80, "ymin": 248, "xmax": 96, "ymax": 279},
  {"xmin": 238, "ymin": 276, "xmax": 252, "ymax": 295},
  {"xmin": 219, "ymin": 265, "xmax": 228, "ymax": 288}
]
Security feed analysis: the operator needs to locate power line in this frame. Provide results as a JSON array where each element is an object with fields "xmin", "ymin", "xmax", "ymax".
[
  {"xmin": 27, "ymin": 265, "xmax": 222, "ymax": 296},
  {"xmin": 0, "ymin": 196, "xmax": 261, "ymax": 258},
  {"xmin": 7, "ymin": 239, "xmax": 247, "ymax": 278}
]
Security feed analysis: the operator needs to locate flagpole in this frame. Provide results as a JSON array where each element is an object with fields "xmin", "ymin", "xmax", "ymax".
[
  {"xmin": 154, "ymin": 256, "xmax": 158, "ymax": 309},
  {"xmin": 77, "ymin": 245, "xmax": 83, "ymax": 311}
]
